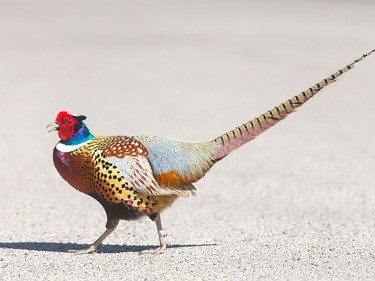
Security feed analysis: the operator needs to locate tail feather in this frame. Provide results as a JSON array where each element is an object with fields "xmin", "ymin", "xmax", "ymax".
[{"xmin": 211, "ymin": 49, "xmax": 375, "ymax": 160}]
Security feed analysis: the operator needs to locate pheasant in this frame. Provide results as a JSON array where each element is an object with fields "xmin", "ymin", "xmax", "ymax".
[{"xmin": 47, "ymin": 50, "xmax": 374, "ymax": 254}]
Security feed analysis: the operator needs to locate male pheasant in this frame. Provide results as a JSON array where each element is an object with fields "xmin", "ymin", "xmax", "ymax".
[{"xmin": 48, "ymin": 50, "xmax": 374, "ymax": 254}]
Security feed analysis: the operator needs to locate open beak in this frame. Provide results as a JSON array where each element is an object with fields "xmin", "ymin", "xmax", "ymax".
[{"xmin": 46, "ymin": 121, "xmax": 60, "ymax": 132}]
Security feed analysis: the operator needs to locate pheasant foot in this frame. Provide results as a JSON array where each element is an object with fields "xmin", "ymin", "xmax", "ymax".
[
  {"xmin": 139, "ymin": 229, "xmax": 167, "ymax": 255},
  {"xmin": 68, "ymin": 243, "xmax": 102, "ymax": 254}
]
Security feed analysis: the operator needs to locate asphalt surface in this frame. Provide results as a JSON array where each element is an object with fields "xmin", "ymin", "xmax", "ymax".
[{"xmin": 1, "ymin": 1, "xmax": 375, "ymax": 280}]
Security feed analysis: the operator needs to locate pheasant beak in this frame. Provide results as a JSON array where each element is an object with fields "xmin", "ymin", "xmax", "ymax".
[{"xmin": 46, "ymin": 121, "xmax": 60, "ymax": 132}]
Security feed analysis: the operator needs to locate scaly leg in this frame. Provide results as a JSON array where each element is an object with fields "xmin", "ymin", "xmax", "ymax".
[
  {"xmin": 139, "ymin": 213, "xmax": 167, "ymax": 255},
  {"xmin": 68, "ymin": 219, "xmax": 119, "ymax": 254}
]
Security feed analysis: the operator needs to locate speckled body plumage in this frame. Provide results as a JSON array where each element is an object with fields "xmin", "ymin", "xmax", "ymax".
[
  {"xmin": 48, "ymin": 50, "xmax": 374, "ymax": 254},
  {"xmin": 53, "ymin": 135, "xmax": 217, "ymax": 218}
]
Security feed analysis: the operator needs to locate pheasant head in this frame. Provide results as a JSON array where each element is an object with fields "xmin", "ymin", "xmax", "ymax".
[{"xmin": 47, "ymin": 111, "xmax": 94, "ymax": 144}]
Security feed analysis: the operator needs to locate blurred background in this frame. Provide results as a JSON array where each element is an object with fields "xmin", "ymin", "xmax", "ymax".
[{"xmin": 1, "ymin": 0, "xmax": 375, "ymax": 279}]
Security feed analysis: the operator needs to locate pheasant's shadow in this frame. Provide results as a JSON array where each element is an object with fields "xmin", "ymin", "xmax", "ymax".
[{"xmin": 0, "ymin": 242, "xmax": 217, "ymax": 253}]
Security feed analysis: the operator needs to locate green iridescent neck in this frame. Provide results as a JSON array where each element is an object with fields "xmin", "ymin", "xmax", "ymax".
[{"xmin": 62, "ymin": 123, "xmax": 94, "ymax": 145}]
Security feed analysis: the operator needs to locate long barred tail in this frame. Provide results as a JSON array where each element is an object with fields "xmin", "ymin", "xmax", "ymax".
[{"xmin": 211, "ymin": 49, "xmax": 375, "ymax": 160}]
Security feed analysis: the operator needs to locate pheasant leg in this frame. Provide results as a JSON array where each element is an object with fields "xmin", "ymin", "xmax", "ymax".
[
  {"xmin": 139, "ymin": 213, "xmax": 167, "ymax": 255},
  {"xmin": 68, "ymin": 219, "xmax": 119, "ymax": 254}
]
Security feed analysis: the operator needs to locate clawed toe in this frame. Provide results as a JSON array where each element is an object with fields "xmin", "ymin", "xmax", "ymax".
[
  {"xmin": 67, "ymin": 244, "xmax": 102, "ymax": 254},
  {"xmin": 138, "ymin": 245, "xmax": 167, "ymax": 255}
]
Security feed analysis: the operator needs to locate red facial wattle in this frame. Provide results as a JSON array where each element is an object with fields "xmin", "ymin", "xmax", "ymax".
[
  {"xmin": 55, "ymin": 111, "xmax": 78, "ymax": 141},
  {"xmin": 58, "ymin": 123, "xmax": 75, "ymax": 141}
]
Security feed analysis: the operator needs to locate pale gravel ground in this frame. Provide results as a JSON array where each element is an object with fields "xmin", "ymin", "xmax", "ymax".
[{"xmin": 1, "ymin": 0, "xmax": 375, "ymax": 280}]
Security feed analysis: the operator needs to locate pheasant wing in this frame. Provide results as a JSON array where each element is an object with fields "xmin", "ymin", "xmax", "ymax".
[{"xmin": 99, "ymin": 136, "xmax": 196, "ymax": 197}]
